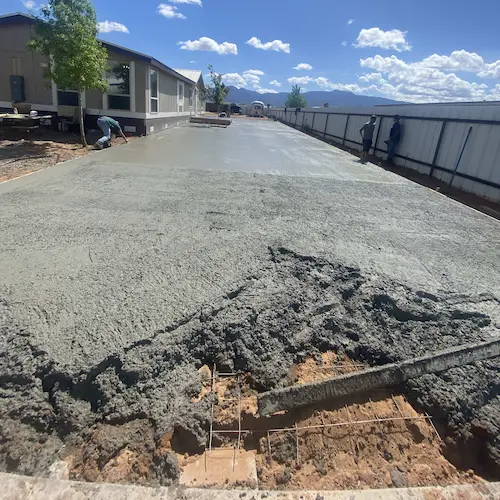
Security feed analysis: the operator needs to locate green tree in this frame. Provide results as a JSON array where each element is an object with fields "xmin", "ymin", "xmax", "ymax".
[
  {"xmin": 202, "ymin": 65, "xmax": 229, "ymax": 115},
  {"xmin": 28, "ymin": 0, "xmax": 108, "ymax": 147},
  {"xmin": 285, "ymin": 84, "xmax": 307, "ymax": 108}
]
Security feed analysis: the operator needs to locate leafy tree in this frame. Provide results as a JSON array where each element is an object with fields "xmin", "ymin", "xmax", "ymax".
[
  {"xmin": 285, "ymin": 84, "xmax": 307, "ymax": 108},
  {"xmin": 202, "ymin": 65, "xmax": 229, "ymax": 115},
  {"xmin": 28, "ymin": 0, "xmax": 108, "ymax": 146}
]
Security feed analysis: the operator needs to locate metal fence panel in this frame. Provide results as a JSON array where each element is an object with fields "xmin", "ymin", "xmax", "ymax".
[
  {"xmin": 312, "ymin": 112, "xmax": 327, "ymax": 135},
  {"xmin": 326, "ymin": 114, "xmax": 348, "ymax": 139},
  {"xmin": 345, "ymin": 115, "xmax": 367, "ymax": 144},
  {"xmin": 269, "ymin": 106, "xmax": 500, "ymax": 202}
]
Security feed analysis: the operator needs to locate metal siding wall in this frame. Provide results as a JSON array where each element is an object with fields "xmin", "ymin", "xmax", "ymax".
[
  {"xmin": 158, "ymin": 70, "xmax": 178, "ymax": 113},
  {"xmin": 435, "ymin": 122, "xmax": 471, "ymax": 175},
  {"xmin": 326, "ymin": 114, "xmax": 347, "ymax": 139},
  {"xmin": 0, "ymin": 24, "xmax": 52, "ymax": 106},
  {"xmin": 313, "ymin": 113, "xmax": 327, "ymax": 134},
  {"xmin": 398, "ymin": 119, "xmax": 441, "ymax": 166},
  {"xmin": 345, "ymin": 115, "xmax": 366, "ymax": 144},
  {"xmin": 300, "ymin": 111, "xmax": 310, "ymax": 128}
]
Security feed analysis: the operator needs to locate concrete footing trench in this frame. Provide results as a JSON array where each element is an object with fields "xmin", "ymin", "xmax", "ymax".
[{"xmin": 1, "ymin": 246, "xmax": 500, "ymax": 493}]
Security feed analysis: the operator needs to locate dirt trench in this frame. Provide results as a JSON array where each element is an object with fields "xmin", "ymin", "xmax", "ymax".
[{"xmin": 0, "ymin": 246, "xmax": 499, "ymax": 487}]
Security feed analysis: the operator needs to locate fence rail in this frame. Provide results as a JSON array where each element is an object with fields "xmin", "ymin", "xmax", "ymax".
[{"xmin": 269, "ymin": 107, "xmax": 500, "ymax": 203}]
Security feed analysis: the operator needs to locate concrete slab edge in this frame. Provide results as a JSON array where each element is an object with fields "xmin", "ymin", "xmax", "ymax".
[{"xmin": 1, "ymin": 473, "xmax": 500, "ymax": 500}]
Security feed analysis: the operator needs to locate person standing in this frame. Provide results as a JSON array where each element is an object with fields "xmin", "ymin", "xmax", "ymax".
[
  {"xmin": 95, "ymin": 116, "xmax": 128, "ymax": 150},
  {"xmin": 386, "ymin": 115, "xmax": 401, "ymax": 163},
  {"xmin": 359, "ymin": 115, "xmax": 376, "ymax": 163}
]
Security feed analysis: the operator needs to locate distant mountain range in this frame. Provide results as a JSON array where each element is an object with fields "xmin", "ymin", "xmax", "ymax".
[{"xmin": 225, "ymin": 86, "xmax": 401, "ymax": 107}]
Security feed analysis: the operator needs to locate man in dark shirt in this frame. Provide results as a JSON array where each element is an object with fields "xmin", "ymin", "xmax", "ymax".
[
  {"xmin": 95, "ymin": 116, "xmax": 128, "ymax": 149},
  {"xmin": 386, "ymin": 115, "xmax": 401, "ymax": 163},
  {"xmin": 359, "ymin": 115, "xmax": 376, "ymax": 163}
]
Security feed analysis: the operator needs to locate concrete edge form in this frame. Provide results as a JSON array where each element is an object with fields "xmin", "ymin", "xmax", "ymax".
[
  {"xmin": 2, "ymin": 473, "xmax": 500, "ymax": 499},
  {"xmin": 258, "ymin": 338, "xmax": 500, "ymax": 415}
]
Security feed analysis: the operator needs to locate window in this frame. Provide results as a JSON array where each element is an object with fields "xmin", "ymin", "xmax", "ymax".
[
  {"xmin": 57, "ymin": 90, "xmax": 79, "ymax": 106},
  {"xmin": 178, "ymin": 82, "xmax": 184, "ymax": 113},
  {"xmin": 189, "ymin": 88, "xmax": 194, "ymax": 109},
  {"xmin": 106, "ymin": 61, "xmax": 130, "ymax": 111},
  {"xmin": 11, "ymin": 57, "xmax": 23, "ymax": 76},
  {"xmin": 150, "ymin": 68, "xmax": 158, "ymax": 113}
]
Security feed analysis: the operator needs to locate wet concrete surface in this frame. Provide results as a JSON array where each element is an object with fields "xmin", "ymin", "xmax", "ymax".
[
  {"xmin": 1, "ymin": 119, "xmax": 498, "ymax": 367},
  {"xmin": 1, "ymin": 118, "xmax": 500, "ymax": 482}
]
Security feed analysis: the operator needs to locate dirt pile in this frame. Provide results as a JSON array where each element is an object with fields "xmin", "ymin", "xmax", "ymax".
[{"xmin": 0, "ymin": 246, "xmax": 499, "ymax": 485}]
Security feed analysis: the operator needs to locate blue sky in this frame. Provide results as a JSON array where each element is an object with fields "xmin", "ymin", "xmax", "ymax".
[{"xmin": 6, "ymin": 0, "xmax": 500, "ymax": 102}]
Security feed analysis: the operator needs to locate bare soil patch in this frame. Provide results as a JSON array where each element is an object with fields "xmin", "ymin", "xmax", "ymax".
[
  {"xmin": 0, "ymin": 130, "xmax": 135, "ymax": 182},
  {"xmin": 187, "ymin": 355, "xmax": 483, "ymax": 491}
]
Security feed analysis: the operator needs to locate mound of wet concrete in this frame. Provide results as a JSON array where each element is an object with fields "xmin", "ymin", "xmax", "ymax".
[{"xmin": 1, "ymin": 247, "xmax": 499, "ymax": 484}]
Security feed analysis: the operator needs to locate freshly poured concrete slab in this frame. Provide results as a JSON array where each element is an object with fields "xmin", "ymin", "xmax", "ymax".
[
  {"xmin": 1, "ymin": 118, "xmax": 499, "ymax": 371},
  {"xmin": 108, "ymin": 119, "xmax": 408, "ymax": 181}
]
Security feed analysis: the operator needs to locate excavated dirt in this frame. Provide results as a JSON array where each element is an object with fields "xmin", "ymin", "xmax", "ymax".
[
  {"xmin": 0, "ymin": 246, "xmax": 499, "ymax": 487},
  {"xmin": 197, "ymin": 354, "xmax": 483, "ymax": 490}
]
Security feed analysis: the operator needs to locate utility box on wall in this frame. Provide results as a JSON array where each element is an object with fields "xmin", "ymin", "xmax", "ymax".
[{"xmin": 10, "ymin": 75, "xmax": 25, "ymax": 102}]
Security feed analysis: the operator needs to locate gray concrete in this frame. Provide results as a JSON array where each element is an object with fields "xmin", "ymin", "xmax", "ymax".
[
  {"xmin": 2, "ymin": 473, "xmax": 500, "ymax": 500},
  {"xmin": 259, "ymin": 338, "xmax": 500, "ymax": 415},
  {"xmin": 1, "ymin": 119, "xmax": 499, "ymax": 371}
]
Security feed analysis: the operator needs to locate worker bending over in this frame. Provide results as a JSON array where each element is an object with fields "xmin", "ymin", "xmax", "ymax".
[{"xmin": 95, "ymin": 116, "xmax": 128, "ymax": 149}]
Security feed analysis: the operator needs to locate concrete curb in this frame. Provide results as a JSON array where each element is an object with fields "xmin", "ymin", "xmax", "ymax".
[
  {"xmin": 259, "ymin": 338, "xmax": 500, "ymax": 415},
  {"xmin": 1, "ymin": 473, "xmax": 500, "ymax": 499}
]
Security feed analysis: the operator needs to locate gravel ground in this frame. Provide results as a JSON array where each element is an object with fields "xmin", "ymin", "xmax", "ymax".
[{"xmin": 0, "ymin": 120, "xmax": 499, "ymax": 484}]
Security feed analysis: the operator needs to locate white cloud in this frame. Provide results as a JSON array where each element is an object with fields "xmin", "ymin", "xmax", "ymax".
[
  {"xmin": 243, "ymin": 72, "xmax": 261, "ymax": 85},
  {"xmin": 22, "ymin": 0, "xmax": 36, "ymax": 8},
  {"xmin": 178, "ymin": 37, "xmax": 238, "ymax": 55},
  {"xmin": 347, "ymin": 19, "xmax": 355, "ymax": 25},
  {"xmin": 270, "ymin": 80, "xmax": 282, "ymax": 87},
  {"xmin": 245, "ymin": 69, "xmax": 265, "ymax": 76},
  {"xmin": 341, "ymin": 41, "xmax": 347, "ymax": 47},
  {"xmin": 359, "ymin": 54, "xmax": 407, "ymax": 73},
  {"xmin": 269, "ymin": 48, "xmax": 500, "ymax": 104},
  {"xmin": 222, "ymin": 70, "xmax": 265, "ymax": 88},
  {"xmin": 287, "ymin": 76, "xmax": 361, "ymax": 92},
  {"xmin": 359, "ymin": 72, "xmax": 385, "ymax": 84},
  {"xmin": 420, "ymin": 50, "xmax": 484, "ymax": 72},
  {"xmin": 293, "ymin": 63, "xmax": 313, "ymax": 71},
  {"xmin": 359, "ymin": 54, "xmax": 491, "ymax": 103},
  {"xmin": 189, "ymin": 60, "xmax": 196, "ymax": 64},
  {"xmin": 157, "ymin": 4, "xmax": 186, "ymax": 19},
  {"xmin": 479, "ymin": 61, "xmax": 500, "ymax": 79},
  {"xmin": 246, "ymin": 37, "xmax": 291, "ymax": 53},
  {"xmin": 287, "ymin": 76, "xmax": 313, "ymax": 85},
  {"xmin": 487, "ymin": 84, "xmax": 500, "ymax": 100},
  {"xmin": 314, "ymin": 77, "xmax": 362, "ymax": 93},
  {"xmin": 354, "ymin": 28, "xmax": 411, "ymax": 52},
  {"xmin": 97, "ymin": 21, "xmax": 129, "ymax": 34},
  {"xmin": 256, "ymin": 88, "xmax": 278, "ymax": 94},
  {"xmin": 222, "ymin": 73, "xmax": 246, "ymax": 87},
  {"xmin": 168, "ymin": 0, "xmax": 202, "ymax": 5}
]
